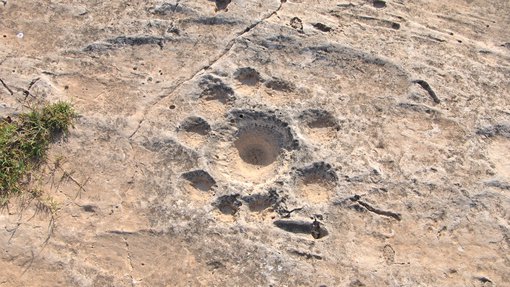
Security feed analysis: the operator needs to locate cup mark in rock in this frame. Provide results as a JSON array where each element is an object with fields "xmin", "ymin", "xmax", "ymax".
[
  {"xmin": 208, "ymin": 0, "xmax": 231, "ymax": 12},
  {"xmin": 299, "ymin": 109, "xmax": 339, "ymax": 129},
  {"xmin": 241, "ymin": 189, "xmax": 282, "ymax": 212},
  {"xmin": 234, "ymin": 67, "xmax": 262, "ymax": 86},
  {"xmin": 296, "ymin": 162, "xmax": 338, "ymax": 203},
  {"xmin": 298, "ymin": 162, "xmax": 338, "ymax": 182},
  {"xmin": 474, "ymin": 276, "xmax": 493, "ymax": 285},
  {"xmin": 235, "ymin": 127, "xmax": 280, "ymax": 166},
  {"xmin": 178, "ymin": 116, "xmax": 211, "ymax": 135},
  {"xmin": 373, "ymin": 0, "xmax": 386, "ymax": 8},
  {"xmin": 214, "ymin": 194, "xmax": 242, "ymax": 215},
  {"xmin": 290, "ymin": 17, "xmax": 303, "ymax": 32},
  {"xmin": 383, "ymin": 244, "xmax": 395, "ymax": 264},
  {"xmin": 199, "ymin": 75, "xmax": 235, "ymax": 103},
  {"xmin": 182, "ymin": 170, "xmax": 216, "ymax": 191},
  {"xmin": 265, "ymin": 78, "xmax": 295, "ymax": 92},
  {"xmin": 231, "ymin": 110, "xmax": 298, "ymax": 166},
  {"xmin": 81, "ymin": 205, "xmax": 97, "ymax": 213},
  {"xmin": 210, "ymin": 110, "xmax": 298, "ymax": 184}
]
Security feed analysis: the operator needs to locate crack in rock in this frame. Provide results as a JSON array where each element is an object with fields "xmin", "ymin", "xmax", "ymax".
[
  {"xmin": 122, "ymin": 236, "xmax": 136, "ymax": 287},
  {"xmin": 348, "ymin": 195, "xmax": 402, "ymax": 221},
  {"xmin": 0, "ymin": 78, "xmax": 14, "ymax": 95},
  {"xmin": 412, "ymin": 80, "xmax": 440, "ymax": 104}
]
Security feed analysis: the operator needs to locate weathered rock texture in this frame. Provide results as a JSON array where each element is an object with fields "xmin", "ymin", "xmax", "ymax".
[{"xmin": 1, "ymin": 0, "xmax": 509, "ymax": 286}]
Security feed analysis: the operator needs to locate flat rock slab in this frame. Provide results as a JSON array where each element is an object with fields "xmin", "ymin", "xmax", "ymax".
[{"xmin": 1, "ymin": 0, "xmax": 509, "ymax": 286}]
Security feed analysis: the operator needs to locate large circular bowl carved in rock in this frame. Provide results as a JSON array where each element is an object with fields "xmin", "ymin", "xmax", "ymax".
[{"xmin": 207, "ymin": 109, "xmax": 298, "ymax": 184}]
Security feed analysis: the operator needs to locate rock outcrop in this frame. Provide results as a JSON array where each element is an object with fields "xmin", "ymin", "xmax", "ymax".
[{"xmin": 1, "ymin": 0, "xmax": 509, "ymax": 286}]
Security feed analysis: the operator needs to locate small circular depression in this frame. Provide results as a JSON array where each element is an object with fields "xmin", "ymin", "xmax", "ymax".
[
  {"xmin": 241, "ymin": 189, "xmax": 281, "ymax": 212},
  {"xmin": 178, "ymin": 116, "xmax": 211, "ymax": 136},
  {"xmin": 299, "ymin": 162, "xmax": 338, "ymax": 184},
  {"xmin": 234, "ymin": 67, "xmax": 262, "ymax": 86},
  {"xmin": 299, "ymin": 109, "xmax": 338, "ymax": 129},
  {"xmin": 373, "ymin": 0, "xmax": 386, "ymax": 8},
  {"xmin": 182, "ymin": 170, "xmax": 216, "ymax": 192},
  {"xmin": 214, "ymin": 194, "xmax": 242, "ymax": 215},
  {"xmin": 296, "ymin": 162, "xmax": 338, "ymax": 203}
]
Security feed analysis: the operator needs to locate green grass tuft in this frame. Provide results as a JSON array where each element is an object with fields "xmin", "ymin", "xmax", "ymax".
[{"xmin": 0, "ymin": 101, "xmax": 77, "ymax": 203}]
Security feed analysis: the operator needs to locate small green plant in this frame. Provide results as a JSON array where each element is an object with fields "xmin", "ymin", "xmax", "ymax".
[
  {"xmin": 36, "ymin": 194, "xmax": 61, "ymax": 215},
  {"xmin": 0, "ymin": 101, "xmax": 77, "ymax": 203}
]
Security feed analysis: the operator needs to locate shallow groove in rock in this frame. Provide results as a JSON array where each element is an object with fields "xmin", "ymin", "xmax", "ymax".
[
  {"xmin": 288, "ymin": 249, "xmax": 323, "ymax": 260},
  {"xmin": 349, "ymin": 195, "xmax": 402, "ymax": 221},
  {"xmin": 412, "ymin": 80, "xmax": 440, "ymax": 104},
  {"xmin": 273, "ymin": 220, "xmax": 328, "ymax": 239},
  {"xmin": 0, "ymin": 78, "xmax": 13, "ymax": 95},
  {"xmin": 312, "ymin": 23, "xmax": 332, "ymax": 32}
]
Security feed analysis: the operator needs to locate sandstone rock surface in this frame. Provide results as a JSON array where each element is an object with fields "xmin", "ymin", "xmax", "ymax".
[{"xmin": 1, "ymin": 0, "xmax": 509, "ymax": 286}]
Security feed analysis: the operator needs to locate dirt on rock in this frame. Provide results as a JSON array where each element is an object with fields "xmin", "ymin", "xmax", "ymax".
[{"xmin": 1, "ymin": 0, "xmax": 509, "ymax": 286}]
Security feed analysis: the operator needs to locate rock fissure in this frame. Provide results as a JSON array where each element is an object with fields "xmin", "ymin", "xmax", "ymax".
[{"xmin": 0, "ymin": 78, "xmax": 13, "ymax": 95}]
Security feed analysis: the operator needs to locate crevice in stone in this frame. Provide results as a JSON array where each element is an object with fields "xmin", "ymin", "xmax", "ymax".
[
  {"xmin": 412, "ymin": 80, "xmax": 440, "ymax": 104},
  {"xmin": 273, "ymin": 219, "xmax": 328, "ymax": 239},
  {"xmin": 0, "ymin": 78, "xmax": 14, "ymax": 95},
  {"xmin": 122, "ymin": 236, "xmax": 136, "ymax": 287},
  {"xmin": 349, "ymin": 195, "xmax": 402, "ymax": 221},
  {"xmin": 288, "ymin": 249, "xmax": 323, "ymax": 260}
]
